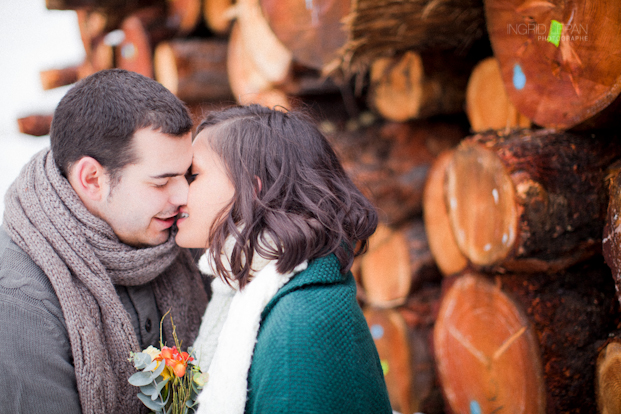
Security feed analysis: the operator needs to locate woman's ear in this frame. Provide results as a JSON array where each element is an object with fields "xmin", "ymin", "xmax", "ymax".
[
  {"xmin": 67, "ymin": 156, "xmax": 108, "ymax": 202},
  {"xmin": 253, "ymin": 176, "xmax": 262, "ymax": 196}
]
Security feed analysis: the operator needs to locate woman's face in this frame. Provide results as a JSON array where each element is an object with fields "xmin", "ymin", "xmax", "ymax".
[{"xmin": 175, "ymin": 127, "xmax": 235, "ymax": 248}]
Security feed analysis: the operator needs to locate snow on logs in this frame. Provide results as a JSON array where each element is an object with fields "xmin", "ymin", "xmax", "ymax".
[{"xmin": 424, "ymin": 129, "xmax": 621, "ymax": 274}]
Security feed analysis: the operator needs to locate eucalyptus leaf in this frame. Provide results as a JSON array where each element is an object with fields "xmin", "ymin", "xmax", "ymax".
[
  {"xmin": 156, "ymin": 377, "xmax": 170, "ymax": 395},
  {"xmin": 140, "ymin": 383, "xmax": 157, "ymax": 397},
  {"xmin": 137, "ymin": 392, "xmax": 165, "ymax": 411},
  {"xmin": 144, "ymin": 359, "xmax": 158, "ymax": 372},
  {"xmin": 129, "ymin": 371, "xmax": 155, "ymax": 387},
  {"xmin": 133, "ymin": 353, "xmax": 152, "ymax": 370},
  {"xmin": 148, "ymin": 360, "xmax": 166, "ymax": 382}
]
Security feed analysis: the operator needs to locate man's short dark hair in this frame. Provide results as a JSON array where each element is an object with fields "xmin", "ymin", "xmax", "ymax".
[{"xmin": 50, "ymin": 69, "xmax": 193, "ymax": 179}]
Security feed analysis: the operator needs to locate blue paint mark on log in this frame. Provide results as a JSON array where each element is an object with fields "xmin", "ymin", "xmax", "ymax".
[
  {"xmin": 370, "ymin": 324, "xmax": 384, "ymax": 340},
  {"xmin": 513, "ymin": 64, "xmax": 526, "ymax": 90},
  {"xmin": 470, "ymin": 400, "xmax": 482, "ymax": 414}
]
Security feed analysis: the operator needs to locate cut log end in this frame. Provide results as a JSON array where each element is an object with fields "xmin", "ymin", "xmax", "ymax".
[
  {"xmin": 17, "ymin": 115, "xmax": 53, "ymax": 137},
  {"xmin": 423, "ymin": 150, "xmax": 468, "ymax": 276},
  {"xmin": 446, "ymin": 142, "xmax": 517, "ymax": 266},
  {"xmin": 466, "ymin": 57, "xmax": 531, "ymax": 132},
  {"xmin": 597, "ymin": 340, "xmax": 621, "ymax": 414},
  {"xmin": 154, "ymin": 43, "xmax": 179, "ymax": 96},
  {"xmin": 369, "ymin": 52, "xmax": 424, "ymax": 122},
  {"xmin": 434, "ymin": 274, "xmax": 546, "ymax": 414}
]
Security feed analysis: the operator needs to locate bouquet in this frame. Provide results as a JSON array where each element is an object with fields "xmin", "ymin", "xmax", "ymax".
[{"xmin": 128, "ymin": 312, "xmax": 208, "ymax": 414}]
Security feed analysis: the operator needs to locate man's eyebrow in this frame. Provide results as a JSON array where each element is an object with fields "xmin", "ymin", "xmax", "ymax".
[{"xmin": 149, "ymin": 172, "xmax": 185, "ymax": 179}]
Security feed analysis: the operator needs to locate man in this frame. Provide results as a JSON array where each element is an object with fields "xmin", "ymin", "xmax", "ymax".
[{"xmin": 0, "ymin": 69, "xmax": 208, "ymax": 413}]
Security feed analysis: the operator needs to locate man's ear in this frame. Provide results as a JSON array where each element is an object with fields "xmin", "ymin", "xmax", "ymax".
[{"xmin": 67, "ymin": 157, "xmax": 108, "ymax": 202}]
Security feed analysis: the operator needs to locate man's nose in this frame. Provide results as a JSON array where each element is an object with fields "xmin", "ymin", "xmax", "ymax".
[{"xmin": 169, "ymin": 176, "xmax": 189, "ymax": 207}]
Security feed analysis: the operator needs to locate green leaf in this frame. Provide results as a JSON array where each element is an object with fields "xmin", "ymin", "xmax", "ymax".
[
  {"xmin": 137, "ymin": 392, "xmax": 166, "ymax": 411},
  {"xmin": 129, "ymin": 371, "xmax": 155, "ymax": 387}
]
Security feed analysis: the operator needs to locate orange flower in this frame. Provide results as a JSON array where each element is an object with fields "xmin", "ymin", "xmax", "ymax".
[{"xmin": 156, "ymin": 346, "xmax": 194, "ymax": 378}]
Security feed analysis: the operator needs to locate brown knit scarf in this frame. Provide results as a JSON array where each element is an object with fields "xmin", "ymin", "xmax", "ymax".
[{"xmin": 3, "ymin": 149, "xmax": 208, "ymax": 414}]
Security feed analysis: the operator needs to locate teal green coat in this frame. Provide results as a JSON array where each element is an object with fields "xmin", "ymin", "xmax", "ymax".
[{"xmin": 245, "ymin": 254, "xmax": 392, "ymax": 413}]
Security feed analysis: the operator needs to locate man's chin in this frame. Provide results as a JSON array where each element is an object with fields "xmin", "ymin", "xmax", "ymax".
[{"xmin": 118, "ymin": 229, "xmax": 170, "ymax": 248}]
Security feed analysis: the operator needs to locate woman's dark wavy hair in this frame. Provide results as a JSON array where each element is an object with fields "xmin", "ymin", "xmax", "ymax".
[{"xmin": 197, "ymin": 104, "xmax": 378, "ymax": 289}]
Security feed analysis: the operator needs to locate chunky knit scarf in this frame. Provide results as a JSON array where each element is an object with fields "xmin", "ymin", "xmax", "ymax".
[
  {"xmin": 194, "ymin": 236, "xmax": 307, "ymax": 414},
  {"xmin": 3, "ymin": 149, "xmax": 208, "ymax": 414}
]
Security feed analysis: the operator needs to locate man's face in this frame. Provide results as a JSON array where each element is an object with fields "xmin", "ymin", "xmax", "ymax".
[{"xmin": 99, "ymin": 127, "xmax": 193, "ymax": 247}]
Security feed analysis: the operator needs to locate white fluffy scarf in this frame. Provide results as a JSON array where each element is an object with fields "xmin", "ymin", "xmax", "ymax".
[{"xmin": 195, "ymin": 238, "xmax": 307, "ymax": 414}]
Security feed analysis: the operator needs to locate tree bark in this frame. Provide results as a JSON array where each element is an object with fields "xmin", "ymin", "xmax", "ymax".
[
  {"xmin": 423, "ymin": 150, "xmax": 468, "ymax": 277},
  {"xmin": 435, "ymin": 258, "xmax": 618, "ymax": 413},
  {"xmin": 602, "ymin": 161, "xmax": 621, "ymax": 306},
  {"xmin": 359, "ymin": 219, "xmax": 441, "ymax": 307},
  {"xmin": 484, "ymin": 0, "xmax": 621, "ymax": 129},
  {"xmin": 445, "ymin": 129, "xmax": 621, "ymax": 272},
  {"xmin": 259, "ymin": 0, "xmax": 350, "ymax": 70},
  {"xmin": 324, "ymin": 118, "xmax": 466, "ymax": 226},
  {"xmin": 465, "ymin": 56, "xmax": 530, "ymax": 132},
  {"xmin": 17, "ymin": 115, "xmax": 54, "ymax": 137},
  {"xmin": 154, "ymin": 39, "xmax": 232, "ymax": 103},
  {"xmin": 331, "ymin": 0, "xmax": 486, "ymax": 76}
]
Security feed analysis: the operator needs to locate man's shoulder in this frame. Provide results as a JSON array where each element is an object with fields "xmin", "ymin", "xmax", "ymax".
[{"xmin": 0, "ymin": 226, "xmax": 63, "ymax": 321}]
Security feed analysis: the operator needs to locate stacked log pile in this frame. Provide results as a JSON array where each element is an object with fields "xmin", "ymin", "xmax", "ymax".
[{"xmin": 27, "ymin": 0, "xmax": 621, "ymax": 413}]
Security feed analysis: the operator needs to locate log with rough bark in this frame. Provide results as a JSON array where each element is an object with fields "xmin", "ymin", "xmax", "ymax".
[
  {"xmin": 435, "ymin": 259, "xmax": 618, "ymax": 413},
  {"xmin": 365, "ymin": 303, "xmax": 443, "ymax": 414},
  {"xmin": 602, "ymin": 161, "xmax": 621, "ymax": 306},
  {"xmin": 203, "ymin": 0, "xmax": 234, "ymax": 34},
  {"xmin": 423, "ymin": 150, "xmax": 468, "ymax": 276},
  {"xmin": 596, "ymin": 339, "xmax": 621, "ymax": 414},
  {"xmin": 324, "ymin": 118, "xmax": 467, "ymax": 226},
  {"xmin": 368, "ymin": 51, "xmax": 471, "ymax": 122},
  {"xmin": 359, "ymin": 219, "xmax": 441, "ymax": 308},
  {"xmin": 466, "ymin": 56, "xmax": 531, "ymax": 132},
  {"xmin": 17, "ymin": 115, "xmax": 54, "ymax": 137},
  {"xmin": 485, "ymin": 0, "xmax": 621, "ymax": 129},
  {"xmin": 330, "ymin": 0, "xmax": 486, "ymax": 76},
  {"xmin": 226, "ymin": 22, "xmax": 291, "ymax": 109},
  {"xmin": 154, "ymin": 39, "xmax": 233, "ymax": 103},
  {"xmin": 40, "ymin": 65, "xmax": 80, "ymax": 90},
  {"xmin": 259, "ymin": 0, "xmax": 350, "ymax": 70},
  {"xmin": 444, "ymin": 129, "xmax": 621, "ymax": 273}
]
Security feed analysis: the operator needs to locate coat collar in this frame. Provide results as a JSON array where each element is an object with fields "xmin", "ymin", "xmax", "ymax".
[{"xmin": 262, "ymin": 254, "xmax": 346, "ymax": 318}]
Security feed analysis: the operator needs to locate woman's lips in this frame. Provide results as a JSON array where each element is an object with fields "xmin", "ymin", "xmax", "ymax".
[{"xmin": 176, "ymin": 211, "xmax": 189, "ymax": 225}]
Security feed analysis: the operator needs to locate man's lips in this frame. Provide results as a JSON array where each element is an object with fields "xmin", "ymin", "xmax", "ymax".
[{"xmin": 153, "ymin": 214, "xmax": 178, "ymax": 228}]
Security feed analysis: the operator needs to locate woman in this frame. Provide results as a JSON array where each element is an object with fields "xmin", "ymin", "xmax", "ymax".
[{"xmin": 176, "ymin": 105, "xmax": 392, "ymax": 414}]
